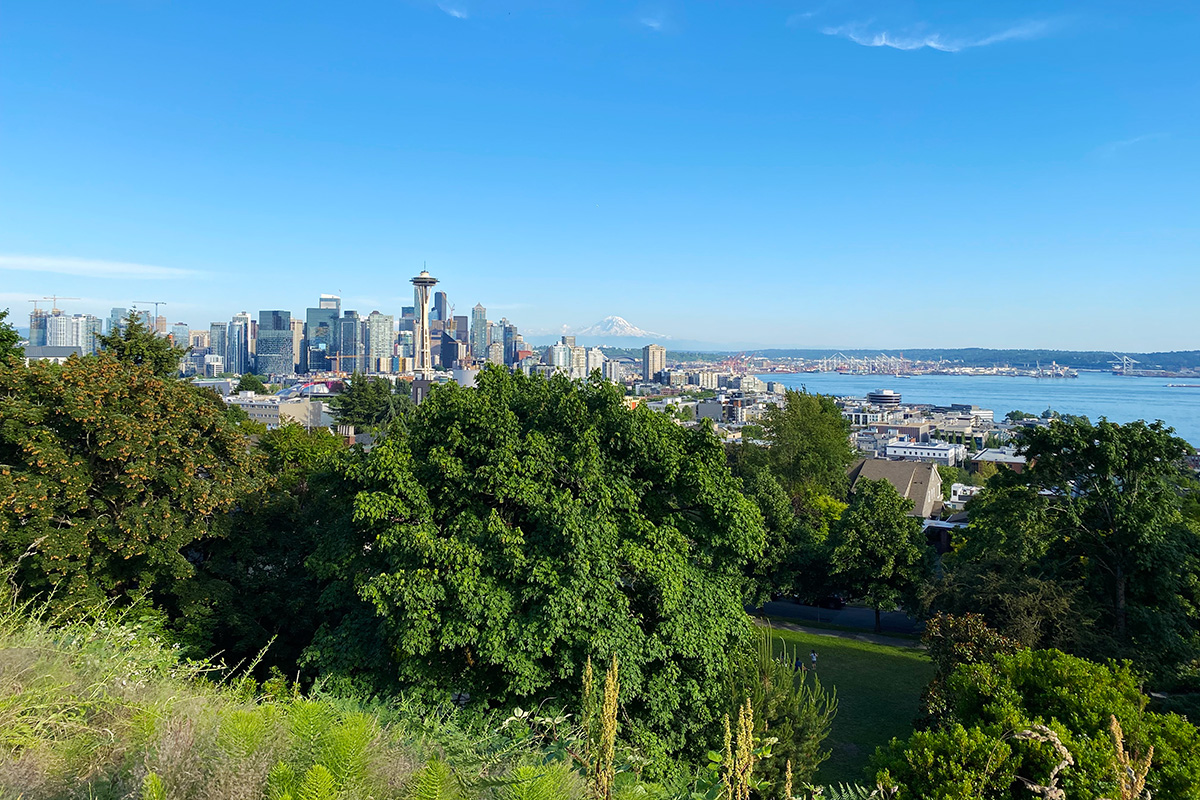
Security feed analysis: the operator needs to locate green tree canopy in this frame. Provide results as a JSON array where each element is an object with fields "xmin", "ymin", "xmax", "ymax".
[
  {"xmin": 0, "ymin": 353, "xmax": 261, "ymax": 608},
  {"xmin": 872, "ymin": 648, "xmax": 1200, "ymax": 799},
  {"xmin": 96, "ymin": 311, "xmax": 187, "ymax": 378},
  {"xmin": 761, "ymin": 389, "xmax": 856, "ymax": 500},
  {"xmin": 828, "ymin": 478, "xmax": 931, "ymax": 632},
  {"xmin": 235, "ymin": 372, "xmax": 267, "ymax": 394},
  {"xmin": 304, "ymin": 367, "xmax": 767, "ymax": 756},
  {"xmin": 176, "ymin": 422, "xmax": 346, "ymax": 673},
  {"xmin": 933, "ymin": 418, "xmax": 1200, "ymax": 683},
  {"xmin": 0, "ymin": 309, "xmax": 21, "ymax": 363},
  {"xmin": 328, "ymin": 372, "xmax": 410, "ymax": 429}
]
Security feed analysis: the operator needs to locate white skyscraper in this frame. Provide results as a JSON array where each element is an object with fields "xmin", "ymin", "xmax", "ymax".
[{"xmin": 411, "ymin": 269, "xmax": 439, "ymax": 377}]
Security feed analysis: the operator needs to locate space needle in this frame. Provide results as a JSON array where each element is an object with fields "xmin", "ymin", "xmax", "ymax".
[{"xmin": 411, "ymin": 268, "xmax": 439, "ymax": 378}]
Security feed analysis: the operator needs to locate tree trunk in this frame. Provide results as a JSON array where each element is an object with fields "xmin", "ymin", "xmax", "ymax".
[
  {"xmin": 1115, "ymin": 565, "xmax": 1127, "ymax": 639},
  {"xmin": 874, "ymin": 606, "xmax": 882, "ymax": 634}
]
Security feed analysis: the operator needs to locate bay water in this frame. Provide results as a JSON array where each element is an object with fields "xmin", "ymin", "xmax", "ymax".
[{"xmin": 756, "ymin": 371, "xmax": 1200, "ymax": 447}]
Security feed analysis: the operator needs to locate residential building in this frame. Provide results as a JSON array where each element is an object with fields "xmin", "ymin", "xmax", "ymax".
[
  {"xmin": 486, "ymin": 341, "xmax": 504, "ymax": 365},
  {"xmin": 367, "ymin": 311, "xmax": 396, "ymax": 373},
  {"xmin": 586, "ymin": 347, "xmax": 606, "ymax": 376},
  {"xmin": 227, "ymin": 313, "xmax": 252, "ymax": 374},
  {"xmin": 255, "ymin": 310, "xmax": 294, "ymax": 376},
  {"xmin": 602, "ymin": 359, "xmax": 622, "ymax": 383},
  {"xmin": 847, "ymin": 459, "xmax": 943, "ymax": 518},
  {"xmin": 642, "ymin": 343, "xmax": 666, "ymax": 382},
  {"xmin": 47, "ymin": 313, "xmax": 102, "ymax": 354}
]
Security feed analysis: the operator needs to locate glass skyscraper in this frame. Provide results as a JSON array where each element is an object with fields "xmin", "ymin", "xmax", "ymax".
[{"xmin": 256, "ymin": 310, "xmax": 293, "ymax": 376}]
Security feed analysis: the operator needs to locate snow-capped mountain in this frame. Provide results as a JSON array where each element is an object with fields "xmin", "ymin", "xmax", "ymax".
[{"xmin": 574, "ymin": 316, "xmax": 666, "ymax": 339}]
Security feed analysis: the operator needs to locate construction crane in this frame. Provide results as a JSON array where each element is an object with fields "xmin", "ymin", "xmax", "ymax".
[
  {"xmin": 134, "ymin": 300, "xmax": 168, "ymax": 323},
  {"xmin": 43, "ymin": 295, "xmax": 80, "ymax": 312}
]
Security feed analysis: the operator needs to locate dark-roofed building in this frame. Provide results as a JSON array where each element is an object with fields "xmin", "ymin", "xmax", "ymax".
[
  {"xmin": 23, "ymin": 345, "xmax": 83, "ymax": 365},
  {"xmin": 847, "ymin": 458, "xmax": 943, "ymax": 518},
  {"xmin": 971, "ymin": 447, "xmax": 1027, "ymax": 473}
]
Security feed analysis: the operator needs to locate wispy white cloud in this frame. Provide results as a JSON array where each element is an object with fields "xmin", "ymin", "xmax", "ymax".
[
  {"xmin": 437, "ymin": 3, "xmax": 468, "ymax": 19},
  {"xmin": 640, "ymin": 16, "xmax": 664, "ymax": 31},
  {"xmin": 1094, "ymin": 133, "xmax": 1167, "ymax": 158},
  {"xmin": 0, "ymin": 254, "xmax": 201, "ymax": 280},
  {"xmin": 822, "ymin": 19, "xmax": 1054, "ymax": 53}
]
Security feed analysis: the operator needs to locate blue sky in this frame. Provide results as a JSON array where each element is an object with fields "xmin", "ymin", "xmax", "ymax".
[{"xmin": 2, "ymin": 1, "xmax": 1197, "ymax": 350}]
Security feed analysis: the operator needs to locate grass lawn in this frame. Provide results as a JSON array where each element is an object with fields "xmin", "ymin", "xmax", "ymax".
[{"xmin": 768, "ymin": 626, "xmax": 933, "ymax": 786}]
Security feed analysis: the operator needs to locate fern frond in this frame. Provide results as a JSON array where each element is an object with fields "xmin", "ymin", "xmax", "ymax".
[
  {"xmin": 407, "ymin": 757, "xmax": 463, "ymax": 800},
  {"xmin": 298, "ymin": 764, "xmax": 339, "ymax": 800},
  {"xmin": 140, "ymin": 772, "xmax": 167, "ymax": 800},
  {"xmin": 269, "ymin": 760, "xmax": 300, "ymax": 800}
]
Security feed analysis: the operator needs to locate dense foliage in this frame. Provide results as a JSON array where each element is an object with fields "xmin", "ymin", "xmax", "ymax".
[
  {"xmin": 925, "ymin": 417, "xmax": 1200, "ymax": 689},
  {"xmin": 96, "ymin": 312, "xmax": 188, "ymax": 378},
  {"xmin": 0, "ymin": 309, "xmax": 21, "ymax": 362},
  {"xmin": 305, "ymin": 368, "xmax": 767, "ymax": 758},
  {"xmin": 827, "ymin": 479, "xmax": 930, "ymax": 633},
  {"xmin": 0, "ymin": 353, "xmax": 260, "ymax": 608},
  {"xmin": 873, "ymin": 642, "xmax": 1200, "ymax": 799},
  {"xmin": 328, "ymin": 371, "xmax": 411, "ymax": 429}
]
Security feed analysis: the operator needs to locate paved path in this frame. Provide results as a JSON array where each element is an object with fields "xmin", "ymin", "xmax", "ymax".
[
  {"xmin": 757, "ymin": 599, "xmax": 923, "ymax": 635},
  {"xmin": 755, "ymin": 617, "xmax": 925, "ymax": 649}
]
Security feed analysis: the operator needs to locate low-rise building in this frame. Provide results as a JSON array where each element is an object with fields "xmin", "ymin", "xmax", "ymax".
[
  {"xmin": 971, "ymin": 447, "xmax": 1027, "ymax": 473},
  {"xmin": 885, "ymin": 439, "xmax": 966, "ymax": 467},
  {"xmin": 847, "ymin": 458, "xmax": 943, "ymax": 518}
]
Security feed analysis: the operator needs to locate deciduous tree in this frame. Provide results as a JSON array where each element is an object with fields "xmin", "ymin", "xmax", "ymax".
[
  {"xmin": 0, "ymin": 354, "xmax": 260, "ymax": 608},
  {"xmin": 305, "ymin": 367, "xmax": 766, "ymax": 755},
  {"xmin": 827, "ymin": 478, "xmax": 930, "ymax": 633},
  {"xmin": 96, "ymin": 312, "xmax": 187, "ymax": 378}
]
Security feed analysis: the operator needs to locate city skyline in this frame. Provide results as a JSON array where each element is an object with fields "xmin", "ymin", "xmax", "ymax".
[{"xmin": 3, "ymin": 2, "xmax": 1199, "ymax": 350}]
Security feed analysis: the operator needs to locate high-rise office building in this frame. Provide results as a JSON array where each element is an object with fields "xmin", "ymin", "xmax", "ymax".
[
  {"xmin": 228, "ymin": 313, "xmax": 252, "ymax": 374},
  {"xmin": 170, "ymin": 323, "xmax": 190, "ymax": 345},
  {"xmin": 256, "ymin": 310, "xmax": 293, "ymax": 376},
  {"xmin": 290, "ymin": 319, "xmax": 305, "ymax": 370},
  {"xmin": 209, "ymin": 322, "xmax": 228, "ymax": 368},
  {"xmin": 366, "ymin": 311, "xmax": 395, "ymax": 373},
  {"xmin": 502, "ymin": 319, "xmax": 520, "ymax": 365},
  {"xmin": 470, "ymin": 304, "xmax": 487, "ymax": 359},
  {"xmin": 154, "ymin": 316, "xmax": 167, "ymax": 335},
  {"xmin": 399, "ymin": 306, "xmax": 415, "ymax": 333},
  {"xmin": 453, "ymin": 315, "xmax": 469, "ymax": 345},
  {"xmin": 411, "ymin": 270, "xmax": 439, "ymax": 377},
  {"xmin": 433, "ymin": 291, "xmax": 449, "ymax": 323},
  {"xmin": 642, "ymin": 343, "xmax": 666, "ymax": 382},
  {"xmin": 561, "ymin": 335, "xmax": 576, "ymax": 348},
  {"xmin": 28, "ymin": 309, "xmax": 50, "ymax": 347},
  {"xmin": 189, "ymin": 330, "xmax": 209, "ymax": 349},
  {"xmin": 339, "ymin": 311, "xmax": 365, "ymax": 373},
  {"xmin": 108, "ymin": 308, "xmax": 128, "ymax": 334},
  {"xmin": 305, "ymin": 296, "xmax": 340, "ymax": 373}
]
